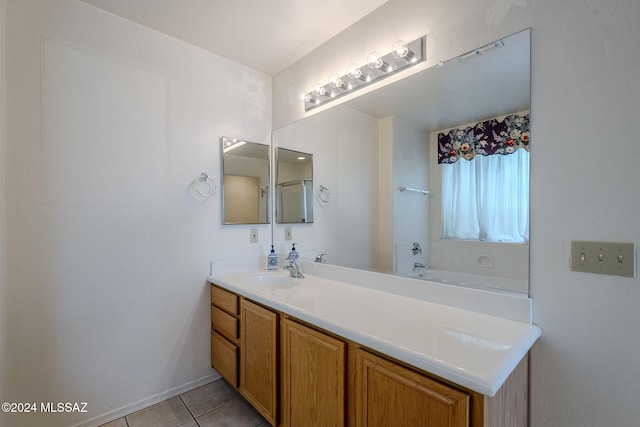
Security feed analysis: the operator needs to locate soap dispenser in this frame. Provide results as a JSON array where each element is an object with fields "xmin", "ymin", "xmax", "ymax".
[
  {"xmin": 288, "ymin": 243, "xmax": 299, "ymax": 260},
  {"xmin": 267, "ymin": 245, "xmax": 278, "ymax": 270}
]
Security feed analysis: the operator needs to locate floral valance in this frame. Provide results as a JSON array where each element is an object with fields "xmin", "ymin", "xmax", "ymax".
[{"xmin": 437, "ymin": 113, "xmax": 530, "ymax": 164}]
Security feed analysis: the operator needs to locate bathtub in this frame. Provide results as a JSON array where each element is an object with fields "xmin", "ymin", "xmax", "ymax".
[{"xmin": 398, "ymin": 269, "xmax": 528, "ymax": 295}]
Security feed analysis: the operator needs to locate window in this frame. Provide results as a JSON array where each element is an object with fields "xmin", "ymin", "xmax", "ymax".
[
  {"xmin": 441, "ymin": 149, "xmax": 529, "ymax": 243},
  {"xmin": 437, "ymin": 113, "xmax": 530, "ymax": 243}
]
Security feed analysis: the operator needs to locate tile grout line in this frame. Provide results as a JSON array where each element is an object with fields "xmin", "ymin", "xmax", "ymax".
[
  {"xmin": 178, "ymin": 393, "xmax": 197, "ymax": 421},
  {"xmin": 105, "ymin": 380, "xmax": 266, "ymax": 427}
]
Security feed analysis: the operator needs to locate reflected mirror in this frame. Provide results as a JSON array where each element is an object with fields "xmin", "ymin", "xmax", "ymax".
[
  {"xmin": 276, "ymin": 148, "xmax": 314, "ymax": 223},
  {"xmin": 272, "ymin": 29, "xmax": 530, "ymax": 295},
  {"xmin": 221, "ymin": 137, "xmax": 270, "ymax": 224}
]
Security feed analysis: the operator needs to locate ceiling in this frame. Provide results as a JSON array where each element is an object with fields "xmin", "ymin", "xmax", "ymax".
[{"xmin": 81, "ymin": 0, "xmax": 389, "ymax": 76}]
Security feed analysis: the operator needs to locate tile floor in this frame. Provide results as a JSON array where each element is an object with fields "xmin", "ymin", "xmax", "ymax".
[{"xmin": 99, "ymin": 379, "xmax": 269, "ymax": 427}]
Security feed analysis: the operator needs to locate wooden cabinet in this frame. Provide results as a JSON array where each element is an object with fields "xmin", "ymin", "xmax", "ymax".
[
  {"xmin": 240, "ymin": 298, "xmax": 279, "ymax": 426},
  {"xmin": 281, "ymin": 317, "xmax": 346, "ymax": 427},
  {"xmin": 353, "ymin": 348, "xmax": 469, "ymax": 427},
  {"xmin": 210, "ymin": 285, "xmax": 240, "ymax": 387},
  {"xmin": 209, "ymin": 283, "xmax": 529, "ymax": 427}
]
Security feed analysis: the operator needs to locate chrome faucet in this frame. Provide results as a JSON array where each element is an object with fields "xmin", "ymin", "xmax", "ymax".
[
  {"xmin": 411, "ymin": 242, "xmax": 423, "ymax": 255},
  {"xmin": 283, "ymin": 258, "xmax": 305, "ymax": 278},
  {"xmin": 314, "ymin": 253, "xmax": 327, "ymax": 263},
  {"xmin": 413, "ymin": 262, "xmax": 425, "ymax": 269}
]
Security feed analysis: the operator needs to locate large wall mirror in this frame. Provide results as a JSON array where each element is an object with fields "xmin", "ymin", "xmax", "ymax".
[
  {"xmin": 272, "ymin": 29, "xmax": 530, "ymax": 295},
  {"xmin": 276, "ymin": 148, "xmax": 314, "ymax": 223},
  {"xmin": 221, "ymin": 137, "xmax": 270, "ymax": 224}
]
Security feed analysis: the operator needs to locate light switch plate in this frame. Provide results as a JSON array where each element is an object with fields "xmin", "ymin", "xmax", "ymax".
[
  {"xmin": 285, "ymin": 227, "xmax": 292, "ymax": 241},
  {"xmin": 250, "ymin": 228, "xmax": 258, "ymax": 243},
  {"xmin": 571, "ymin": 241, "xmax": 636, "ymax": 277}
]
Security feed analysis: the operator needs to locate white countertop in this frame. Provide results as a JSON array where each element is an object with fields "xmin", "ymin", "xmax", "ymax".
[{"xmin": 208, "ymin": 267, "xmax": 541, "ymax": 397}]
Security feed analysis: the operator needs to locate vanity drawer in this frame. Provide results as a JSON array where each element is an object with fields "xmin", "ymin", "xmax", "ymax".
[
  {"xmin": 211, "ymin": 331, "xmax": 238, "ymax": 388},
  {"xmin": 212, "ymin": 305, "xmax": 239, "ymax": 342},
  {"xmin": 211, "ymin": 285, "xmax": 239, "ymax": 315}
]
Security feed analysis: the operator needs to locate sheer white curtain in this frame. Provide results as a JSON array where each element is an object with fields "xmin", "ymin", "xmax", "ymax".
[{"xmin": 441, "ymin": 149, "xmax": 529, "ymax": 243}]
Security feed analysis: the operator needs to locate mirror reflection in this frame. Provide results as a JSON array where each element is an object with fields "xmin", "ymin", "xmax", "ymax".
[
  {"xmin": 272, "ymin": 29, "xmax": 530, "ymax": 295},
  {"xmin": 221, "ymin": 137, "xmax": 270, "ymax": 224},
  {"xmin": 276, "ymin": 148, "xmax": 314, "ymax": 223}
]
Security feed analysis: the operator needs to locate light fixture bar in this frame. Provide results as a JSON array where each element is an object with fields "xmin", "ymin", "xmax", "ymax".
[
  {"xmin": 458, "ymin": 39, "xmax": 504, "ymax": 60},
  {"xmin": 304, "ymin": 36, "xmax": 426, "ymax": 111},
  {"xmin": 222, "ymin": 136, "xmax": 247, "ymax": 153}
]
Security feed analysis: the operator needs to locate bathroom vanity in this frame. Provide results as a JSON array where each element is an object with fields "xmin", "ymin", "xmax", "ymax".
[{"xmin": 208, "ymin": 263, "xmax": 540, "ymax": 427}]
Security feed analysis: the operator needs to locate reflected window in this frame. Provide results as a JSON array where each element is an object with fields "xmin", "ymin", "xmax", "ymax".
[
  {"xmin": 441, "ymin": 149, "xmax": 529, "ymax": 243},
  {"xmin": 439, "ymin": 113, "xmax": 530, "ymax": 243}
]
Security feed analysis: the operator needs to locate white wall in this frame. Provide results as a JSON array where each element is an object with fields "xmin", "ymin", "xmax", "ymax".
[
  {"xmin": 1, "ymin": 1, "xmax": 271, "ymax": 426},
  {"xmin": 390, "ymin": 117, "xmax": 429, "ymax": 274},
  {"xmin": 273, "ymin": 0, "xmax": 640, "ymax": 426},
  {"xmin": 377, "ymin": 115, "xmax": 430, "ymax": 274},
  {"xmin": 275, "ymin": 111, "xmax": 430, "ymax": 274},
  {"xmin": 375, "ymin": 117, "xmax": 394, "ymax": 271},
  {"xmin": 272, "ymin": 105, "xmax": 378, "ymax": 269}
]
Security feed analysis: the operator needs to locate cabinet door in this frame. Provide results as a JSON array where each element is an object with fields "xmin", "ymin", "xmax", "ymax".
[
  {"xmin": 281, "ymin": 318, "xmax": 346, "ymax": 427},
  {"xmin": 354, "ymin": 349, "xmax": 469, "ymax": 427},
  {"xmin": 240, "ymin": 299, "xmax": 278, "ymax": 426}
]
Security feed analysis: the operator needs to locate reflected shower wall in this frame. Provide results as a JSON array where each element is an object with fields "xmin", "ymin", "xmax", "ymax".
[{"xmin": 278, "ymin": 179, "xmax": 313, "ymax": 223}]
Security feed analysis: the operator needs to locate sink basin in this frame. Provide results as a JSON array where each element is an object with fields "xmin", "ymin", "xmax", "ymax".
[{"xmin": 245, "ymin": 272, "xmax": 300, "ymax": 290}]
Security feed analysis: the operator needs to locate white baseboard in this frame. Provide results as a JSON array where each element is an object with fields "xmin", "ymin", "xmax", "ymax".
[{"xmin": 72, "ymin": 372, "xmax": 222, "ymax": 427}]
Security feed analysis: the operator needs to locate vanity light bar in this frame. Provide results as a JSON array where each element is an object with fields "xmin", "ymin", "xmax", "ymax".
[
  {"xmin": 304, "ymin": 36, "xmax": 426, "ymax": 112},
  {"xmin": 221, "ymin": 136, "xmax": 247, "ymax": 153}
]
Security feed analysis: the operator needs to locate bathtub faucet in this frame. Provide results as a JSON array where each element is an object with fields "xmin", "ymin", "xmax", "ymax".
[{"xmin": 413, "ymin": 262, "xmax": 425, "ymax": 270}]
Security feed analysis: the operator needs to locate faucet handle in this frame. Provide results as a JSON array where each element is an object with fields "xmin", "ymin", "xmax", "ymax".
[
  {"xmin": 411, "ymin": 242, "xmax": 422, "ymax": 255},
  {"xmin": 283, "ymin": 259, "xmax": 295, "ymax": 272},
  {"xmin": 314, "ymin": 253, "xmax": 327, "ymax": 263}
]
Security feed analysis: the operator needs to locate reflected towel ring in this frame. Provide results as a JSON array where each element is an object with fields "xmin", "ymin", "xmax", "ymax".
[
  {"xmin": 192, "ymin": 173, "xmax": 217, "ymax": 198},
  {"xmin": 317, "ymin": 185, "xmax": 331, "ymax": 203}
]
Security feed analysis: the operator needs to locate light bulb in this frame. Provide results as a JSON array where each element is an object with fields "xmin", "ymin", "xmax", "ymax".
[
  {"xmin": 347, "ymin": 63, "xmax": 367, "ymax": 81},
  {"xmin": 367, "ymin": 51, "xmax": 381, "ymax": 68},
  {"xmin": 367, "ymin": 51, "xmax": 390, "ymax": 72},
  {"xmin": 392, "ymin": 40, "xmax": 416, "ymax": 62},
  {"xmin": 347, "ymin": 63, "xmax": 360, "ymax": 77},
  {"xmin": 313, "ymin": 84, "xmax": 328, "ymax": 97},
  {"xmin": 328, "ymin": 73, "xmax": 347, "ymax": 90}
]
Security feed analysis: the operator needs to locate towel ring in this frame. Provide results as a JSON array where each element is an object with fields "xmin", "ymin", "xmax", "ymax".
[
  {"xmin": 192, "ymin": 173, "xmax": 217, "ymax": 198},
  {"xmin": 317, "ymin": 185, "xmax": 331, "ymax": 203}
]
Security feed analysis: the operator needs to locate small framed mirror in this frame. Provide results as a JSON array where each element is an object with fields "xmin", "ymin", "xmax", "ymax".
[
  {"xmin": 221, "ymin": 137, "xmax": 270, "ymax": 224},
  {"xmin": 276, "ymin": 148, "xmax": 313, "ymax": 223}
]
